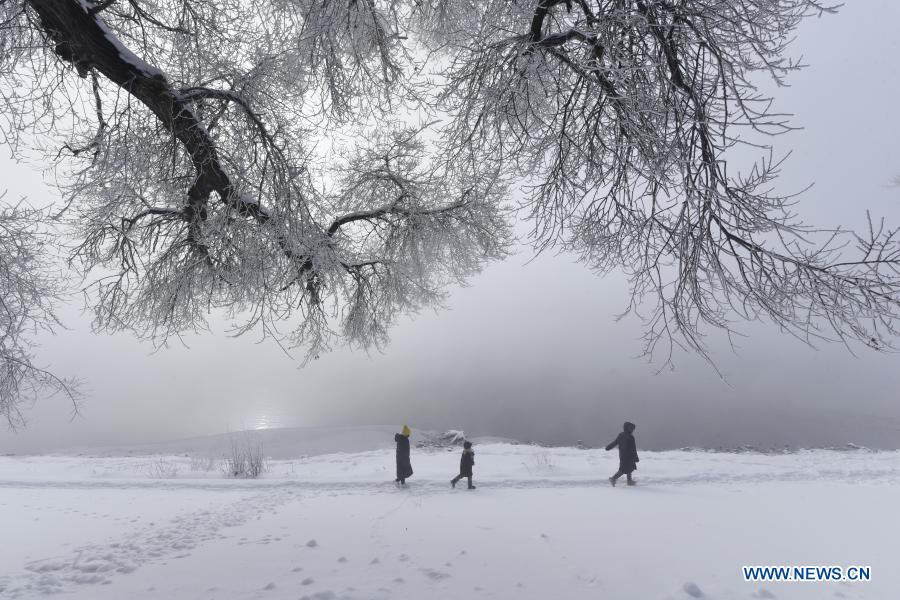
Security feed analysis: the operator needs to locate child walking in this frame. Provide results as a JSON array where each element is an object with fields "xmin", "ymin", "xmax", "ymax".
[
  {"xmin": 606, "ymin": 421, "xmax": 639, "ymax": 486},
  {"xmin": 451, "ymin": 441, "xmax": 476, "ymax": 489}
]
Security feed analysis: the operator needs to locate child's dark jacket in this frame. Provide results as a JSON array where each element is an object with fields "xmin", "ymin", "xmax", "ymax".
[{"xmin": 459, "ymin": 448, "xmax": 475, "ymax": 477}]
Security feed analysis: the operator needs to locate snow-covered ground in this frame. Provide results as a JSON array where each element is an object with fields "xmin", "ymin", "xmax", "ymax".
[{"xmin": 1, "ymin": 428, "xmax": 898, "ymax": 600}]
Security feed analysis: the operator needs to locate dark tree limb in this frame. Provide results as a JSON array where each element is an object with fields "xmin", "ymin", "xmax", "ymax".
[{"xmin": 25, "ymin": 0, "xmax": 267, "ymax": 241}]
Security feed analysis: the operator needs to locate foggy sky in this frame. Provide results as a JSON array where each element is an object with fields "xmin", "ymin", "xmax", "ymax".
[{"xmin": 2, "ymin": 1, "xmax": 900, "ymax": 453}]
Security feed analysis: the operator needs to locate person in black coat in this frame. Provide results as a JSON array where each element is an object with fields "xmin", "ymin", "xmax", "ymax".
[
  {"xmin": 451, "ymin": 441, "xmax": 476, "ymax": 490},
  {"xmin": 606, "ymin": 421, "xmax": 639, "ymax": 486},
  {"xmin": 395, "ymin": 425, "xmax": 413, "ymax": 485}
]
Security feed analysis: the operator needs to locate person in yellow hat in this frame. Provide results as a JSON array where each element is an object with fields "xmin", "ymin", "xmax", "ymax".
[{"xmin": 394, "ymin": 425, "xmax": 413, "ymax": 486}]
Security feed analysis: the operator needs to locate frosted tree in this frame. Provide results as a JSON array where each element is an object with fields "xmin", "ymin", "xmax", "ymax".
[
  {"xmin": 0, "ymin": 0, "xmax": 511, "ymax": 424},
  {"xmin": 0, "ymin": 0, "xmax": 510, "ymax": 351},
  {"xmin": 419, "ymin": 0, "xmax": 900, "ymax": 363},
  {"xmin": 0, "ymin": 197, "xmax": 78, "ymax": 427},
  {"xmin": 0, "ymin": 0, "xmax": 898, "ymax": 427}
]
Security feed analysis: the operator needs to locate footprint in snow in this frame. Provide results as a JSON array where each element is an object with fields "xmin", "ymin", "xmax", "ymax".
[
  {"xmin": 682, "ymin": 581, "xmax": 704, "ymax": 598},
  {"xmin": 370, "ymin": 557, "xmax": 380, "ymax": 565},
  {"xmin": 420, "ymin": 568, "xmax": 451, "ymax": 581},
  {"xmin": 753, "ymin": 588, "xmax": 776, "ymax": 599},
  {"xmin": 301, "ymin": 577, "xmax": 315, "ymax": 586},
  {"xmin": 306, "ymin": 539, "xmax": 318, "ymax": 548},
  {"xmin": 262, "ymin": 582, "xmax": 276, "ymax": 591},
  {"xmin": 337, "ymin": 556, "xmax": 348, "ymax": 563},
  {"xmin": 300, "ymin": 592, "xmax": 336, "ymax": 600}
]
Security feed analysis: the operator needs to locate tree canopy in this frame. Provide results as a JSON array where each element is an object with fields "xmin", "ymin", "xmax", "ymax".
[{"xmin": 1, "ymin": 0, "xmax": 898, "ymax": 424}]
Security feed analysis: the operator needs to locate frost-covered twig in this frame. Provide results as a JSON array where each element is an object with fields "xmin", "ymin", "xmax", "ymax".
[
  {"xmin": 0, "ymin": 195, "xmax": 79, "ymax": 428},
  {"xmin": 1, "ymin": 0, "xmax": 898, "ymax": 380},
  {"xmin": 424, "ymin": 0, "xmax": 900, "ymax": 364},
  {"xmin": 0, "ymin": 0, "xmax": 511, "ymax": 365}
]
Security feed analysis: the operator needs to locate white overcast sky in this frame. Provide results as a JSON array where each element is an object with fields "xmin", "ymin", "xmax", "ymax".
[{"xmin": 2, "ymin": 1, "xmax": 900, "ymax": 452}]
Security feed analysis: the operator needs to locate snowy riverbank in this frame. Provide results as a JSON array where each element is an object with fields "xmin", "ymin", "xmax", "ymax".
[{"xmin": 1, "ymin": 428, "xmax": 897, "ymax": 599}]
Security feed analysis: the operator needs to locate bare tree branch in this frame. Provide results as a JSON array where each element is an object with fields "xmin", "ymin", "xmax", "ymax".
[
  {"xmin": 0, "ymin": 0, "xmax": 510, "ymax": 376},
  {"xmin": 419, "ymin": 0, "xmax": 900, "ymax": 365},
  {"xmin": 0, "ymin": 195, "xmax": 79, "ymax": 429},
  {"xmin": 0, "ymin": 0, "xmax": 898, "ymax": 407}
]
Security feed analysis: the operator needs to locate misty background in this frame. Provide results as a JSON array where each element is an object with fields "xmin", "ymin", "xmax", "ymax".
[{"xmin": 1, "ymin": 1, "xmax": 900, "ymax": 453}]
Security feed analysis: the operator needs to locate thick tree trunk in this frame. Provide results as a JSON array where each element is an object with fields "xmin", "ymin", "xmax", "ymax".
[{"xmin": 25, "ymin": 0, "xmax": 264, "ymax": 234}]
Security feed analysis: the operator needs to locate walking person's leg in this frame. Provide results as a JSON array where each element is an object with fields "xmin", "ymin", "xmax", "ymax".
[
  {"xmin": 467, "ymin": 475, "xmax": 474, "ymax": 489},
  {"xmin": 451, "ymin": 474, "xmax": 461, "ymax": 487},
  {"xmin": 609, "ymin": 470, "xmax": 623, "ymax": 486}
]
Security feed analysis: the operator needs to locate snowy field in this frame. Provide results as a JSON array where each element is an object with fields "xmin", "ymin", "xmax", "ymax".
[{"xmin": 1, "ymin": 429, "xmax": 898, "ymax": 600}]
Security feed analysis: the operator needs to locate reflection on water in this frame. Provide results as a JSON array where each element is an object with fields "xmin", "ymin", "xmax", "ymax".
[
  {"xmin": 228, "ymin": 395, "xmax": 307, "ymax": 432},
  {"xmin": 250, "ymin": 414, "xmax": 295, "ymax": 431},
  {"xmin": 234, "ymin": 410, "xmax": 300, "ymax": 433}
]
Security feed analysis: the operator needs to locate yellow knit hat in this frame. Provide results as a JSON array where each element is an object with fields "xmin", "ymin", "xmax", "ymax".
[{"xmin": 401, "ymin": 424, "xmax": 411, "ymax": 437}]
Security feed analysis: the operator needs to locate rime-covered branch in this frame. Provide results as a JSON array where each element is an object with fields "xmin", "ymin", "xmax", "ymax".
[
  {"xmin": 2, "ymin": 0, "xmax": 899, "ymax": 390},
  {"xmin": 0, "ymin": 0, "xmax": 510, "ymax": 367},
  {"xmin": 0, "ymin": 197, "xmax": 79, "ymax": 428},
  {"xmin": 418, "ymin": 0, "xmax": 900, "ymax": 363}
]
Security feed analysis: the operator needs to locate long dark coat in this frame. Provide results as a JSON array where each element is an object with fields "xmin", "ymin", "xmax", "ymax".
[
  {"xmin": 606, "ymin": 423, "xmax": 639, "ymax": 474},
  {"xmin": 395, "ymin": 433, "xmax": 413, "ymax": 480},
  {"xmin": 459, "ymin": 449, "xmax": 475, "ymax": 477}
]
